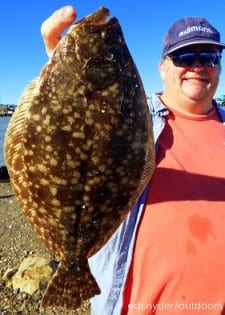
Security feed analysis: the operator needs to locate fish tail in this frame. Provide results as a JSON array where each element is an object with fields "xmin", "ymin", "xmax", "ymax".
[{"xmin": 41, "ymin": 260, "xmax": 101, "ymax": 310}]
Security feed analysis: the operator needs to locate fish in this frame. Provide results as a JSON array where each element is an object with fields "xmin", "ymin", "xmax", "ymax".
[{"xmin": 4, "ymin": 6, "xmax": 155, "ymax": 310}]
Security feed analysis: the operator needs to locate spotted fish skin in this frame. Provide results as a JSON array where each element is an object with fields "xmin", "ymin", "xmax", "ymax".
[{"xmin": 4, "ymin": 7, "xmax": 155, "ymax": 310}]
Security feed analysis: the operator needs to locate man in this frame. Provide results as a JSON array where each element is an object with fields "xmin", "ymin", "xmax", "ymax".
[{"xmin": 41, "ymin": 7, "xmax": 225, "ymax": 314}]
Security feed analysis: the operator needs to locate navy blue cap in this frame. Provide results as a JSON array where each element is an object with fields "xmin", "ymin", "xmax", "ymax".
[{"xmin": 162, "ymin": 17, "xmax": 225, "ymax": 57}]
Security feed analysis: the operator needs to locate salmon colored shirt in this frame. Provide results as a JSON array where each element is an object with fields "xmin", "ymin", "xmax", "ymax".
[{"xmin": 122, "ymin": 107, "xmax": 225, "ymax": 314}]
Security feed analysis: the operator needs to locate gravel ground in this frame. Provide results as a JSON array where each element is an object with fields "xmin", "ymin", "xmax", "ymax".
[{"xmin": 0, "ymin": 182, "xmax": 90, "ymax": 315}]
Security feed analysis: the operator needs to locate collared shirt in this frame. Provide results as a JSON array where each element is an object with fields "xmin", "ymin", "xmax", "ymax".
[{"xmin": 88, "ymin": 93, "xmax": 225, "ymax": 315}]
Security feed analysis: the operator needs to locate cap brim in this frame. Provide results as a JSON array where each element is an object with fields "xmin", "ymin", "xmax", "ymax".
[{"xmin": 166, "ymin": 40, "xmax": 225, "ymax": 55}]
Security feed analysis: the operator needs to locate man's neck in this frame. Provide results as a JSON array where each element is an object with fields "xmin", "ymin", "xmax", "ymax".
[{"xmin": 159, "ymin": 93, "xmax": 214, "ymax": 115}]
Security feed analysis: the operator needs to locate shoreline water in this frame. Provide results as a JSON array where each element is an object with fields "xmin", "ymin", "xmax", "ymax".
[{"xmin": 0, "ymin": 116, "xmax": 11, "ymax": 166}]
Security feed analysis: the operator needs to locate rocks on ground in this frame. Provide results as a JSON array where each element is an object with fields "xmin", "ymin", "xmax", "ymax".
[{"xmin": 0, "ymin": 183, "xmax": 90, "ymax": 315}]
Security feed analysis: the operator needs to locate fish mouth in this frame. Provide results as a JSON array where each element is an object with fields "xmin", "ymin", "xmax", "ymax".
[
  {"xmin": 92, "ymin": 6, "xmax": 111, "ymax": 24},
  {"xmin": 78, "ymin": 6, "xmax": 114, "ymax": 26}
]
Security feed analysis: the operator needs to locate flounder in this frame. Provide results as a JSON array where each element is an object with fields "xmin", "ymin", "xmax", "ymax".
[{"xmin": 4, "ymin": 7, "xmax": 155, "ymax": 310}]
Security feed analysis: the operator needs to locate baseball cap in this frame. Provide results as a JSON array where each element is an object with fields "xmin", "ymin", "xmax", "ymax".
[{"xmin": 162, "ymin": 17, "xmax": 225, "ymax": 57}]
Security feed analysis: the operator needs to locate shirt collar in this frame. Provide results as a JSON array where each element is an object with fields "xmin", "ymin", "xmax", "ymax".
[
  {"xmin": 148, "ymin": 93, "xmax": 169, "ymax": 116},
  {"xmin": 150, "ymin": 93, "xmax": 224, "ymax": 120}
]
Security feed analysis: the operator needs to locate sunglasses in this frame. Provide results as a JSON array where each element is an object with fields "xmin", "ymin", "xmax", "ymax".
[{"xmin": 168, "ymin": 51, "xmax": 222, "ymax": 67}]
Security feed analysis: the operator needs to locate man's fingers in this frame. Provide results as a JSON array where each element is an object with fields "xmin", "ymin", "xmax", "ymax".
[{"xmin": 41, "ymin": 6, "xmax": 76, "ymax": 57}]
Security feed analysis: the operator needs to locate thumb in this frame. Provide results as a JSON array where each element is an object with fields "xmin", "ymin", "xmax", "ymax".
[{"xmin": 41, "ymin": 6, "xmax": 76, "ymax": 57}]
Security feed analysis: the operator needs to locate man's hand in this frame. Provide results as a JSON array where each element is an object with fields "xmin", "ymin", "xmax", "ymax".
[{"xmin": 41, "ymin": 6, "xmax": 76, "ymax": 57}]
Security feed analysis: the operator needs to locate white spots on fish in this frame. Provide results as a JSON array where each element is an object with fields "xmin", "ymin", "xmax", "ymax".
[
  {"xmin": 66, "ymin": 160, "xmax": 76, "ymax": 169},
  {"xmin": 40, "ymin": 178, "xmax": 49, "ymax": 186},
  {"xmin": 41, "ymin": 107, "xmax": 48, "ymax": 115},
  {"xmin": 80, "ymin": 152, "xmax": 88, "ymax": 161},
  {"xmin": 83, "ymin": 194, "xmax": 90, "ymax": 203},
  {"xmin": 62, "ymin": 107, "xmax": 73, "ymax": 115},
  {"xmin": 85, "ymin": 36, "xmax": 98, "ymax": 54},
  {"xmin": 50, "ymin": 102, "xmax": 61, "ymax": 113},
  {"xmin": 84, "ymin": 117, "xmax": 94, "ymax": 126},
  {"xmin": 45, "ymin": 145, "xmax": 53, "ymax": 153},
  {"xmin": 45, "ymin": 135, "xmax": 51, "ymax": 143},
  {"xmin": 62, "ymin": 125, "xmax": 72, "ymax": 132},
  {"xmin": 29, "ymin": 204, "xmax": 40, "ymax": 218},
  {"xmin": 101, "ymin": 30, "xmax": 107, "ymax": 39},
  {"xmin": 51, "ymin": 198, "xmax": 61, "ymax": 207},
  {"xmin": 43, "ymin": 115, "xmax": 51, "ymax": 126},
  {"xmin": 84, "ymin": 109, "xmax": 94, "ymax": 126},
  {"xmin": 51, "ymin": 176, "xmax": 68, "ymax": 186},
  {"xmin": 91, "ymin": 155, "xmax": 100, "ymax": 166},
  {"xmin": 47, "ymin": 217, "xmax": 60, "ymax": 228},
  {"xmin": 50, "ymin": 186, "xmax": 58, "ymax": 197},
  {"xmin": 32, "ymin": 114, "xmax": 41, "ymax": 122},
  {"xmin": 74, "ymin": 112, "xmax": 81, "ymax": 119},
  {"xmin": 28, "ymin": 165, "xmax": 36, "ymax": 173},
  {"xmin": 88, "ymin": 103, "xmax": 95, "ymax": 111},
  {"xmin": 117, "ymin": 36, "xmax": 123, "ymax": 44},
  {"xmin": 104, "ymin": 123, "xmax": 113, "ymax": 132},
  {"xmin": 68, "ymin": 116, "xmax": 76, "ymax": 125},
  {"xmin": 37, "ymin": 164, "xmax": 48, "ymax": 173},
  {"xmin": 51, "ymin": 207, "xmax": 62, "ymax": 219},
  {"xmin": 72, "ymin": 131, "xmax": 86, "ymax": 139},
  {"xmin": 65, "ymin": 154, "xmax": 79, "ymax": 168},
  {"xmin": 102, "ymin": 82, "xmax": 119, "ymax": 97},
  {"xmin": 49, "ymin": 158, "xmax": 58, "ymax": 167},
  {"xmin": 24, "ymin": 149, "xmax": 34, "ymax": 157},
  {"xmin": 63, "ymin": 206, "xmax": 75, "ymax": 214},
  {"xmin": 38, "ymin": 207, "xmax": 48, "ymax": 215},
  {"xmin": 66, "ymin": 153, "xmax": 72, "ymax": 161},
  {"xmin": 50, "ymin": 83, "xmax": 57, "ymax": 95},
  {"xmin": 84, "ymin": 184, "xmax": 91, "ymax": 192},
  {"xmin": 75, "ymin": 147, "xmax": 88, "ymax": 161},
  {"xmin": 36, "ymin": 125, "xmax": 42, "ymax": 133},
  {"xmin": 82, "ymin": 140, "xmax": 92, "ymax": 152},
  {"xmin": 71, "ymin": 177, "xmax": 80, "ymax": 185}
]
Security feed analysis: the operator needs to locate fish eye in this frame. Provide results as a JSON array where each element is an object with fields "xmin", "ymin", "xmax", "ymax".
[{"xmin": 84, "ymin": 58, "xmax": 120, "ymax": 90}]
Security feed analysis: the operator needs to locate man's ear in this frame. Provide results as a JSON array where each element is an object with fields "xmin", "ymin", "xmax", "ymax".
[{"xmin": 159, "ymin": 59, "xmax": 168, "ymax": 81}]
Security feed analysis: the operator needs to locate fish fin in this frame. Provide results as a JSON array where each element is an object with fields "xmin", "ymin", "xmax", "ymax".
[
  {"xmin": 4, "ymin": 78, "xmax": 39, "ymax": 187},
  {"xmin": 4, "ymin": 78, "xmax": 39, "ymax": 150},
  {"xmin": 4, "ymin": 78, "xmax": 41, "ymax": 209},
  {"xmin": 41, "ymin": 260, "xmax": 101, "ymax": 310}
]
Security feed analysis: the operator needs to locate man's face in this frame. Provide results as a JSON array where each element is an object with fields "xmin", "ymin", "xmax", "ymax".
[{"xmin": 159, "ymin": 44, "xmax": 221, "ymax": 104}]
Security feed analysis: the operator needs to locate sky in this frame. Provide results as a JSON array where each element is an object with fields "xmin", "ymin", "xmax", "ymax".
[{"xmin": 1, "ymin": 0, "xmax": 225, "ymax": 105}]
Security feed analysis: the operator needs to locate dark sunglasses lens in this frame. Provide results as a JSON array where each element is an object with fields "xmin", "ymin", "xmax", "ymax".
[
  {"xmin": 171, "ymin": 53, "xmax": 196, "ymax": 67},
  {"xmin": 170, "ymin": 52, "xmax": 221, "ymax": 67},
  {"xmin": 199, "ymin": 52, "xmax": 221, "ymax": 66}
]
